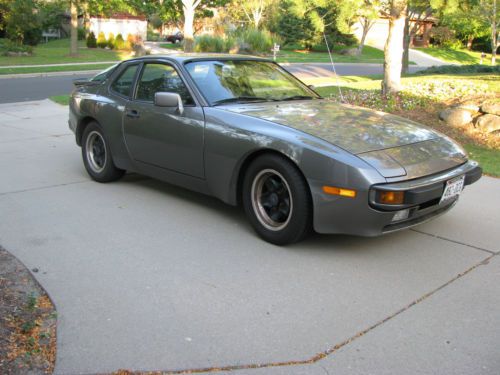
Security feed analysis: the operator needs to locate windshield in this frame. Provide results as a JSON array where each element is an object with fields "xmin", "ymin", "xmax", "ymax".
[
  {"xmin": 90, "ymin": 64, "xmax": 119, "ymax": 82},
  {"xmin": 184, "ymin": 60, "xmax": 319, "ymax": 105}
]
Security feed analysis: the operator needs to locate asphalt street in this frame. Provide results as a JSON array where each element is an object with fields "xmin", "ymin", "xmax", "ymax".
[
  {"xmin": 0, "ymin": 63, "xmax": 425, "ymax": 104},
  {"xmin": 0, "ymin": 100, "xmax": 499, "ymax": 374}
]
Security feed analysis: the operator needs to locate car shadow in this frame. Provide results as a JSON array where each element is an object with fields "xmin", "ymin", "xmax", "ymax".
[{"xmin": 117, "ymin": 172, "xmax": 406, "ymax": 251}]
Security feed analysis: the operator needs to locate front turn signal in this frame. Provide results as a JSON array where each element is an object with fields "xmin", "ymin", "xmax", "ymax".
[
  {"xmin": 377, "ymin": 190, "xmax": 405, "ymax": 205},
  {"xmin": 322, "ymin": 186, "xmax": 357, "ymax": 198}
]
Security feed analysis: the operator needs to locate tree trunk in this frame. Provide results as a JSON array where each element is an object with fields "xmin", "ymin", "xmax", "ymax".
[
  {"xmin": 492, "ymin": 0, "xmax": 497, "ymax": 65},
  {"xmin": 183, "ymin": 1, "xmax": 195, "ymax": 52},
  {"xmin": 70, "ymin": 0, "xmax": 78, "ymax": 56},
  {"xmin": 382, "ymin": 1, "xmax": 407, "ymax": 95},
  {"xmin": 357, "ymin": 18, "xmax": 372, "ymax": 56},
  {"xmin": 467, "ymin": 35, "xmax": 474, "ymax": 50},
  {"xmin": 402, "ymin": 15, "xmax": 410, "ymax": 75}
]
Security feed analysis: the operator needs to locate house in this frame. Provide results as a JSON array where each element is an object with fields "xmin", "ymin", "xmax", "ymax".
[
  {"xmin": 89, "ymin": 13, "xmax": 147, "ymax": 40},
  {"xmin": 352, "ymin": 14, "xmax": 437, "ymax": 48}
]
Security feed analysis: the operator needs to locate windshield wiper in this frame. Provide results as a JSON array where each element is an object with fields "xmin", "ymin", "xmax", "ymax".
[
  {"xmin": 280, "ymin": 95, "xmax": 315, "ymax": 101},
  {"xmin": 212, "ymin": 96, "xmax": 272, "ymax": 106}
]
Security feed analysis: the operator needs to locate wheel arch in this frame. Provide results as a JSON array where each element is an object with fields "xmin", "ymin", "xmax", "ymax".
[
  {"xmin": 76, "ymin": 116, "xmax": 98, "ymax": 146},
  {"xmin": 234, "ymin": 148, "xmax": 313, "ymax": 207}
]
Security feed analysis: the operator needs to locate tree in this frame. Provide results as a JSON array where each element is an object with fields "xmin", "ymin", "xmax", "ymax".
[
  {"xmin": 70, "ymin": 0, "xmax": 78, "ymax": 55},
  {"xmin": 480, "ymin": 0, "xmax": 499, "ymax": 64},
  {"xmin": 336, "ymin": 0, "xmax": 381, "ymax": 55},
  {"xmin": 382, "ymin": 0, "xmax": 407, "ymax": 94},
  {"xmin": 442, "ymin": 4, "xmax": 489, "ymax": 50},
  {"xmin": 5, "ymin": 0, "xmax": 42, "ymax": 45}
]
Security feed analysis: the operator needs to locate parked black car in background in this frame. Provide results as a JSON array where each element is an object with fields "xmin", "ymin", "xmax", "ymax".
[{"xmin": 165, "ymin": 32, "xmax": 183, "ymax": 43}]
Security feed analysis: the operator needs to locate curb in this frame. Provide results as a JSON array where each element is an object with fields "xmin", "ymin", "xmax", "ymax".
[{"xmin": 0, "ymin": 70, "xmax": 103, "ymax": 79}]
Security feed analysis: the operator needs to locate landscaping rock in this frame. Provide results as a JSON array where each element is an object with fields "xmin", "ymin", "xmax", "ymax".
[
  {"xmin": 455, "ymin": 104, "xmax": 480, "ymax": 113},
  {"xmin": 340, "ymin": 48, "xmax": 359, "ymax": 56},
  {"xmin": 438, "ymin": 108, "xmax": 473, "ymax": 127},
  {"xmin": 475, "ymin": 114, "xmax": 500, "ymax": 133},
  {"xmin": 480, "ymin": 103, "xmax": 500, "ymax": 116},
  {"xmin": 5, "ymin": 51, "xmax": 31, "ymax": 57}
]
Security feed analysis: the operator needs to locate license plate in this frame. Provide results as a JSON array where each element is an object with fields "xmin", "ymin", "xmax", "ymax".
[{"xmin": 439, "ymin": 175, "xmax": 465, "ymax": 204}]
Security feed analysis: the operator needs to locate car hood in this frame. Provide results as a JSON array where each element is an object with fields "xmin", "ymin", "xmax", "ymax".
[
  {"xmin": 220, "ymin": 100, "xmax": 442, "ymax": 154},
  {"xmin": 220, "ymin": 100, "xmax": 467, "ymax": 179}
]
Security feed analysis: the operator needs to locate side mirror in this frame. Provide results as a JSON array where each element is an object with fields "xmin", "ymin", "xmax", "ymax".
[
  {"xmin": 154, "ymin": 92, "xmax": 184, "ymax": 115},
  {"xmin": 308, "ymin": 84, "xmax": 316, "ymax": 90}
]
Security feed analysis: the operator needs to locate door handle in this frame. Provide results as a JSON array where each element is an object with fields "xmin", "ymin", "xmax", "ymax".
[{"xmin": 126, "ymin": 109, "xmax": 140, "ymax": 119}]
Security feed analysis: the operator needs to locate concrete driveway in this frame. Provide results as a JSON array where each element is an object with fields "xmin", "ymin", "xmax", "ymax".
[{"xmin": 0, "ymin": 100, "xmax": 499, "ymax": 375}]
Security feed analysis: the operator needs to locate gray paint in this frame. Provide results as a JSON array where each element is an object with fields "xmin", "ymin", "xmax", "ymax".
[{"xmin": 69, "ymin": 54, "xmax": 480, "ymax": 236}]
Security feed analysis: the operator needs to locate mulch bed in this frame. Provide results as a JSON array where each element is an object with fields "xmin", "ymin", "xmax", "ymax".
[{"xmin": 0, "ymin": 246, "xmax": 56, "ymax": 374}]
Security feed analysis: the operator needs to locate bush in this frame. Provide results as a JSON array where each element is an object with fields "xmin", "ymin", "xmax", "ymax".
[
  {"xmin": 238, "ymin": 28, "xmax": 276, "ymax": 54},
  {"xmin": 126, "ymin": 34, "xmax": 135, "ymax": 51},
  {"xmin": 114, "ymin": 33, "xmax": 125, "ymax": 50},
  {"xmin": 22, "ymin": 27, "xmax": 42, "ymax": 46},
  {"xmin": 430, "ymin": 26, "xmax": 461, "ymax": 49},
  {"xmin": 78, "ymin": 28, "xmax": 86, "ymax": 40},
  {"xmin": 147, "ymin": 31, "xmax": 160, "ymax": 41},
  {"xmin": 417, "ymin": 64, "xmax": 500, "ymax": 75},
  {"xmin": 1, "ymin": 39, "xmax": 33, "ymax": 55},
  {"xmin": 5, "ymin": 0, "xmax": 42, "ymax": 46},
  {"xmin": 86, "ymin": 31, "xmax": 97, "ymax": 48},
  {"xmin": 107, "ymin": 32, "xmax": 115, "ymax": 49},
  {"xmin": 195, "ymin": 34, "xmax": 227, "ymax": 53},
  {"xmin": 96, "ymin": 31, "xmax": 107, "ymax": 48}
]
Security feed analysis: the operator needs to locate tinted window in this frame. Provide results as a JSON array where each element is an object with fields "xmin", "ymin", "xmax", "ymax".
[
  {"xmin": 110, "ymin": 64, "xmax": 139, "ymax": 97},
  {"xmin": 185, "ymin": 60, "xmax": 318, "ymax": 105},
  {"xmin": 136, "ymin": 63, "xmax": 194, "ymax": 105}
]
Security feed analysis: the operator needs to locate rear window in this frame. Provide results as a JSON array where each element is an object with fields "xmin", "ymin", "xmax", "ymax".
[{"xmin": 110, "ymin": 64, "xmax": 139, "ymax": 97}]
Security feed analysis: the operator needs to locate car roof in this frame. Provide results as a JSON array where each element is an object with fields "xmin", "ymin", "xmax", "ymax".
[{"xmin": 125, "ymin": 53, "xmax": 272, "ymax": 64}]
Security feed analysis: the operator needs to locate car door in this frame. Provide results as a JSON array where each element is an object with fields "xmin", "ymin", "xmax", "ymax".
[{"xmin": 123, "ymin": 61, "xmax": 205, "ymax": 178}]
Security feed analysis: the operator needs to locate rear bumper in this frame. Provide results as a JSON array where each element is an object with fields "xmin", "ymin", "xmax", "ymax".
[{"xmin": 312, "ymin": 160, "xmax": 482, "ymax": 236}]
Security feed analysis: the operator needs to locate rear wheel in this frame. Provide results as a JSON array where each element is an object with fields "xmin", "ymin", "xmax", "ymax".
[
  {"xmin": 243, "ymin": 154, "xmax": 313, "ymax": 245},
  {"xmin": 81, "ymin": 122, "xmax": 125, "ymax": 182}
]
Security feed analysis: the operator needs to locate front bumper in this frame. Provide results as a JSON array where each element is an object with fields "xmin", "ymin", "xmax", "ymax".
[{"xmin": 312, "ymin": 160, "xmax": 482, "ymax": 236}]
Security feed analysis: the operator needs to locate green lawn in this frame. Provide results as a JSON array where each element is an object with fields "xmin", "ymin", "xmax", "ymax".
[
  {"xmin": 159, "ymin": 43, "xmax": 388, "ymax": 64},
  {"xmin": 49, "ymin": 95, "xmax": 71, "ymax": 105},
  {"xmin": 465, "ymin": 144, "xmax": 500, "ymax": 177},
  {"xmin": 159, "ymin": 43, "xmax": 183, "ymax": 51},
  {"xmin": 0, "ymin": 63, "xmax": 114, "ymax": 75},
  {"xmin": 0, "ymin": 38, "xmax": 127, "ymax": 67},
  {"xmin": 418, "ymin": 46, "xmax": 498, "ymax": 66}
]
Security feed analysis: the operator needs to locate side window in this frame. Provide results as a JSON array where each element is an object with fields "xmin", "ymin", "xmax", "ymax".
[
  {"xmin": 136, "ymin": 63, "xmax": 194, "ymax": 105},
  {"xmin": 110, "ymin": 64, "xmax": 139, "ymax": 97}
]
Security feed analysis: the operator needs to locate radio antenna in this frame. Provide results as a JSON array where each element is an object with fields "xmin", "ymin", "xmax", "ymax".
[{"xmin": 323, "ymin": 32, "xmax": 344, "ymax": 102}]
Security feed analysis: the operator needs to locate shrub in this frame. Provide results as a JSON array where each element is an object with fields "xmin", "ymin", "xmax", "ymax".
[
  {"xmin": 77, "ymin": 27, "xmax": 86, "ymax": 40},
  {"xmin": 126, "ymin": 34, "xmax": 135, "ymax": 51},
  {"xmin": 417, "ymin": 64, "xmax": 500, "ymax": 75},
  {"xmin": 5, "ymin": 0, "xmax": 42, "ymax": 46},
  {"xmin": 1, "ymin": 39, "xmax": 34, "ymax": 55},
  {"xmin": 107, "ymin": 32, "xmax": 115, "ymax": 49},
  {"xmin": 195, "ymin": 34, "xmax": 226, "ymax": 53},
  {"xmin": 114, "ymin": 33, "xmax": 125, "ymax": 50},
  {"xmin": 96, "ymin": 31, "xmax": 107, "ymax": 48},
  {"xmin": 86, "ymin": 31, "xmax": 97, "ymax": 48},
  {"xmin": 238, "ymin": 28, "xmax": 275, "ymax": 54}
]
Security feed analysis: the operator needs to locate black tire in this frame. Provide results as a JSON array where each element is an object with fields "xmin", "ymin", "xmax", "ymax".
[
  {"xmin": 242, "ymin": 154, "xmax": 313, "ymax": 245},
  {"xmin": 81, "ymin": 122, "xmax": 125, "ymax": 182}
]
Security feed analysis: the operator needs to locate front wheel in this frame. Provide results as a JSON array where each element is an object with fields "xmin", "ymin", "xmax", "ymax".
[
  {"xmin": 81, "ymin": 122, "xmax": 125, "ymax": 182},
  {"xmin": 243, "ymin": 154, "xmax": 313, "ymax": 245}
]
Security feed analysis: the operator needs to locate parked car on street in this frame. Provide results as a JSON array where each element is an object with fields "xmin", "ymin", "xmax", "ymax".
[
  {"xmin": 165, "ymin": 32, "xmax": 183, "ymax": 44},
  {"xmin": 69, "ymin": 55, "xmax": 482, "ymax": 245}
]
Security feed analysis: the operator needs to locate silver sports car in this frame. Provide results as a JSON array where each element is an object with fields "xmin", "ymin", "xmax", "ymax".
[{"xmin": 69, "ymin": 55, "xmax": 482, "ymax": 245}]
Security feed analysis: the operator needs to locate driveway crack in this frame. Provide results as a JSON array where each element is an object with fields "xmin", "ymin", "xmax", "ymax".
[
  {"xmin": 0, "ymin": 180, "xmax": 90, "ymax": 196},
  {"xmin": 410, "ymin": 228, "xmax": 497, "ymax": 254},
  {"xmin": 95, "ymin": 253, "xmax": 497, "ymax": 375}
]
